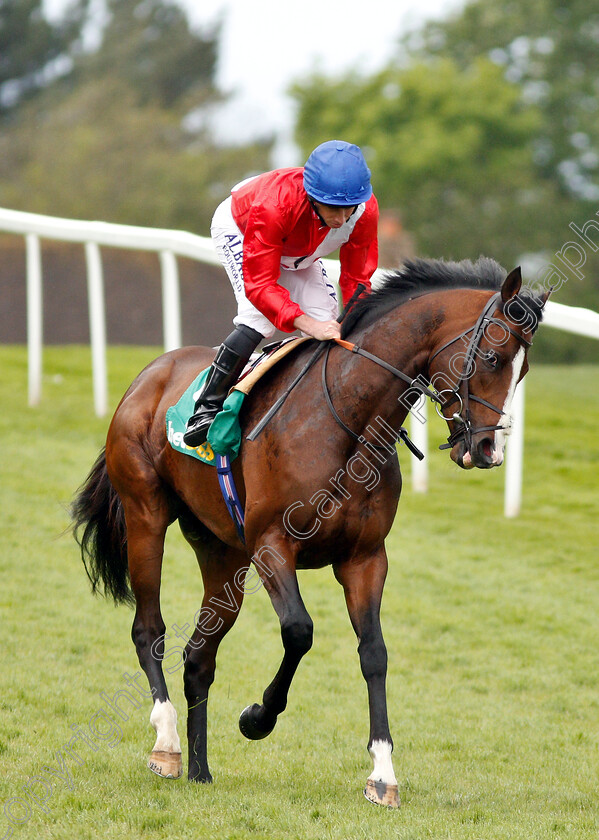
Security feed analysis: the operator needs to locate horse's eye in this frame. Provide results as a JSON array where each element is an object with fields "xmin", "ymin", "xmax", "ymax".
[{"xmin": 484, "ymin": 351, "xmax": 499, "ymax": 369}]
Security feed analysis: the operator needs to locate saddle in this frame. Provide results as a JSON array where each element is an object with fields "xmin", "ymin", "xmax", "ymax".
[
  {"xmin": 234, "ymin": 336, "xmax": 311, "ymax": 394},
  {"xmin": 166, "ymin": 337, "xmax": 310, "ymax": 465}
]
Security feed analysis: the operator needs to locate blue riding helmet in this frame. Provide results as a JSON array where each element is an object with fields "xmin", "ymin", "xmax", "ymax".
[{"xmin": 303, "ymin": 140, "xmax": 372, "ymax": 206}]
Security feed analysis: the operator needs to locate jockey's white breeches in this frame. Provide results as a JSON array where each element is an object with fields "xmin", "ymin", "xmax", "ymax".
[{"xmin": 210, "ymin": 196, "xmax": 338, "ymax": 339}]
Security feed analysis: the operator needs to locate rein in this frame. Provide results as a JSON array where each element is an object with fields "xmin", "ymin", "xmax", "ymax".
[
  {"xmin": 321, "ymin": 343, "xmax": 428, "ymax": 460},
  {"xmin": 324, "ymin": 292, "xmax": 533, "ymax": 456},
  {"xmin": 246, "ymin": 284, "xmax": 367, "ymax": 442}
]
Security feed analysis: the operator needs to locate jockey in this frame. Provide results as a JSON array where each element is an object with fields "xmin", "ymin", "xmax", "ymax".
[{"xmin": 183, "ymin": 139, "xmax": 379, "ymax": 447}]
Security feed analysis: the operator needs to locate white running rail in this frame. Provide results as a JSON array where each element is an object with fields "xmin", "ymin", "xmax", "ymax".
[
  {"xmin": 0, "ymin": 206, "xmax": 222, "ymax": 416},
  {"xmin": 1, "ymin": 205, "xmax": 598, "ymax": 516}
]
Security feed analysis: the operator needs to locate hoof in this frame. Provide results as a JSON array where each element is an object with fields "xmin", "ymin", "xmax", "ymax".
[
  {"xmin": 364, "ymin": 779, "xmax": 400, "ymax": 808},
  {"xmin": 148, "ymin": 750, "xmax": 183, "ymax": 779},
  {"xmin": 239, "ymin": 704, "xmax": 275, "ymax": 740}
]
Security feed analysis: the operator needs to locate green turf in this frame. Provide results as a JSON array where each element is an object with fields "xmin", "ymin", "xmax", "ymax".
[{"xmin": 1, "ymin": 346, "xmax": 598, "ymax": 840}]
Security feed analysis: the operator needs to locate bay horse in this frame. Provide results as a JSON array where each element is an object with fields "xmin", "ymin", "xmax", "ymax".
[{"xmin": 72, "ymin": 258, "xmax": 547, "ymax": 808}]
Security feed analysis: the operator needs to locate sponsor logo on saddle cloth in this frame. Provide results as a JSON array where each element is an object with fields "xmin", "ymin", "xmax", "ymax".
[{"xmin": 166, "ymin": 337, "xmax": 310, "ymax": 464}]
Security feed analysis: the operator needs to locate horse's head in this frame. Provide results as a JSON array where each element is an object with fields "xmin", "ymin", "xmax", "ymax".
[{"xmin": 429, "ymin": 268, "xmax": 548, "ymax": 470}]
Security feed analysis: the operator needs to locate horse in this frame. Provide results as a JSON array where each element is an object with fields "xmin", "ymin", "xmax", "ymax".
[{"xmin": 72, "ymin": 257, "xmax": 547, "ymax": 808}]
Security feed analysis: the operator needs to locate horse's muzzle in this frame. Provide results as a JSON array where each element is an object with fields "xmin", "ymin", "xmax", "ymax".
[{"xmin": 451, "ymin": 436, "xmax": 502, "ymax": 470}]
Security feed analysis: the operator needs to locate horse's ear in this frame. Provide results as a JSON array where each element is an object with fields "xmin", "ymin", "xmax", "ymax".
[
  {"xmin": 501, "ymin": 266, "xmax": 522, "ymax": 302},
  {"xmin": 540, "ymin": 287, "xmax": 553, "ymax": 306}
]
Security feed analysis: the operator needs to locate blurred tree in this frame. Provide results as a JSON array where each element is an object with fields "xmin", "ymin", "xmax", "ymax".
[
  {"xmin": 0, "ymin": 0, "xmax": 272, "ymax": 233},
  {"xmin": 409, "ymin": 0, "xmax": 599, "ymax": 203},
  {"xmin": 400, "ymin": 0, "xmax": 599, "ymax": 355},
  {"xmin": 0, "ymin": 77, "xmax": 271, "ymax": 231},
  {"xmin": 292, "ymin": 57, "xmax": 550, "ymax": 267},
  {"xmin": 291, "ymin": 0, "xmax": 599, "ymax": 359},
  {"xmin": 0, "ymin": 0, "xmax": 88, "ymax": 118},
  {"xmin": 84, "ymin": 0, "xmax": 219, "ymax": 108}
]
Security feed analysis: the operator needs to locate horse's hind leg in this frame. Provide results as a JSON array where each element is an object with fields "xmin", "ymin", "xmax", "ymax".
[
  {"xmin": 119, "ymin": 487, "xmax": 183, "ymax": 780},
  {"xmin": 179, "ymin": 526, "xmax": 249, "ymax": 782},
  {"xmin": 334, "ymin": 547, "xmax": 399, "ymax": 808}
]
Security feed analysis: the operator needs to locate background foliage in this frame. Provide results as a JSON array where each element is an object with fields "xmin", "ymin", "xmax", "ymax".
[
  {"xmin": 291, "ymin": 0, "xmax": 599, "ymax": 360},
  {"xmin": 0, "ymin": 0, "xmax": 598, "ymax": 360},
  {"xmin": 0, "ymin": 0, "xmax": 272, "ymax": 231}
]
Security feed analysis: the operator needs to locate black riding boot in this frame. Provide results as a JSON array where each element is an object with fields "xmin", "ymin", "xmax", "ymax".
[{"xmin": 183, "ymin": 324, "xmax": 262, "ymax": 447}]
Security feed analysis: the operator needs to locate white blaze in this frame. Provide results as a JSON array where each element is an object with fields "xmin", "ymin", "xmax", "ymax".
[{"xmin": 493, "ymin": 347, "xmax": 525, "ymax": 465}]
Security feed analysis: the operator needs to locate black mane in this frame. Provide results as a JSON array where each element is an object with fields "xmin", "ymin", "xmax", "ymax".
[{"xmin": 341, "ymin": 257, "xmax": 545, "ymax": 337}]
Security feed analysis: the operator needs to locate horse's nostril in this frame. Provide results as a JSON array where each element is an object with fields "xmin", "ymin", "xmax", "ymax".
[{"xmin": 480, "ymin": 438, "xmax": 494, "ymax": 459}]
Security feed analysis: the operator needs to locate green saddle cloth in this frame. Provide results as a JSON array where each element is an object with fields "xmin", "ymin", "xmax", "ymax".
[{"xmin": 166, "ymin": 368, "xmax": 247, "ymax": 465}]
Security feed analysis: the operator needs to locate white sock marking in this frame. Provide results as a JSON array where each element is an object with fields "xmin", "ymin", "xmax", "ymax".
[
  {"xmin": 150, "ymin": 699, "xmax": 181, "ymax": 753},
  {"xmin": 367, "ymin": 739, "xmax": 397, "ymax": 786}
]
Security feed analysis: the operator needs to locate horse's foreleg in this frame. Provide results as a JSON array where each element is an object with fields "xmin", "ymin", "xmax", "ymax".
[
  {"xmin": 127, "ymin": 513, "xmax": 183, "ymax": 780},
  {"xmin": 182, "ymin": 541, "xmax": 248, "ymax": 783},
  {"xmin": 334, "ymin": 548, "xmax": 399, "ymax": 808},
  {"xmin": 239, "ymin": 540, "xmax": 313, "ymax": 740}
]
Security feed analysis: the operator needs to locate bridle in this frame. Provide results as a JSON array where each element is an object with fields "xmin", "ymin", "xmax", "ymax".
[
  {"xmin": 324, "ymin": 291, "xmax": 533, "ymax": 456},
  {"xmin": 429, "ymin": 291, "xmax": 532, "ymax": 452}
]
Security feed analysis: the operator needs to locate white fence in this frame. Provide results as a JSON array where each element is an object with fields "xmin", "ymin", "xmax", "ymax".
[
  {"xmin": 2, "ymin": 205, "xmax": 598, "ymax": 517},
  {"xmin": 0, "ymin": 207, "xmax": 222, "ymax": 416}
]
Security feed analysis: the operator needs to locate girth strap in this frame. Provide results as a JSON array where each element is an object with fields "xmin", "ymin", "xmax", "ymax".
[{"xmin": 216, "ymin": 454, "xmax": 245, "ymax": 544}]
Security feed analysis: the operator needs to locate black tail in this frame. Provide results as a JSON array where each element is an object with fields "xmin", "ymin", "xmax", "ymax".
[{"xmin": 71, "ymin": 448, "xmax": 134, "ymax": 606}]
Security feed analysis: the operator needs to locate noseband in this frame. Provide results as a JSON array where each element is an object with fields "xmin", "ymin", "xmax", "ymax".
[{"xmin": 325, "ymin": 291, "xmax": 533, "ymax": 455}]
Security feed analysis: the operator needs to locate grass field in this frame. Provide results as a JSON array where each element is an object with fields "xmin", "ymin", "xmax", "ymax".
[{"xmin": 1, "ymin": 345, "xmax": 598, "ymax": 840}]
